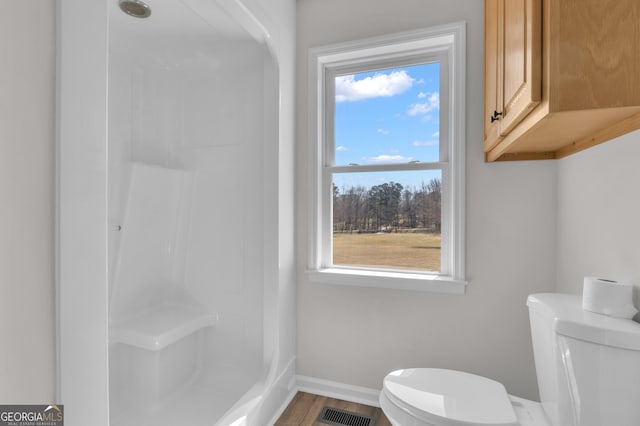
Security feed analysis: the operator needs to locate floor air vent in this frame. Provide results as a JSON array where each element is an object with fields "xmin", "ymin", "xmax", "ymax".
[{"xmin": 317, "ymin": 406, "xmax": 376, "ymax": 426}]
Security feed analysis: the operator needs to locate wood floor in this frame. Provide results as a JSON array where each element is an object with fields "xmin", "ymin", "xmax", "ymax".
[{"xmin": 275, "ymin": 392, "xmax": 392, "ymax": 426}]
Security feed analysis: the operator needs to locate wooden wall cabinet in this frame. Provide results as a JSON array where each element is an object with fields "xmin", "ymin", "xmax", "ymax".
[{"xmin": 484, "ymin": 0, "xmax": 640, "ymax": 161}]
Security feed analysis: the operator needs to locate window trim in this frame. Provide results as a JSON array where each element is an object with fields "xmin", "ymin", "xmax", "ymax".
[{"xmin": 306, "ymin": 22, "xmax": 467, "ymax": 294}]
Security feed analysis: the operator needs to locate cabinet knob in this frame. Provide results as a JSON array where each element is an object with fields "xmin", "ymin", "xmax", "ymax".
[{"xmin": 490, "ymin": 110, "xmax": 503, "ymax": 123}]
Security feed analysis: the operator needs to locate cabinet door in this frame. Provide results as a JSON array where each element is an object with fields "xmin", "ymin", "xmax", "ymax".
[
  {"xmin": 484, "ymin": 0, "xmax": 501, "ymax": 150},
  {"xmin": 499, "ymin": 0, "xmax": 541, "ymax": 135}
]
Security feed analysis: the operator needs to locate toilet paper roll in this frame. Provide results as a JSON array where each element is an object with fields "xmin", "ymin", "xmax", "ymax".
[{"xmin": 582, "ymin": 277, "xmax": 638, "ymax": 319}]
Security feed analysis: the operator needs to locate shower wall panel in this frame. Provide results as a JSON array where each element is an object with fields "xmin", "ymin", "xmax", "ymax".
[
  {"xmin": 107, "ymin": 8, "xmax": 271, "ymax": 423},
  {"xmin": 109, "ymin": 163, "xmax": 191, "ymax": 323},
  {"xmin": 59, "ymin": 0, "xmax": 294, "ymax": 423}
]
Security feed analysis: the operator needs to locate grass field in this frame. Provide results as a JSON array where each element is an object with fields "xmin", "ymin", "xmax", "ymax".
[{"xmin": 333, "ymin": 231, "xmax": 441, "ymax": 272}]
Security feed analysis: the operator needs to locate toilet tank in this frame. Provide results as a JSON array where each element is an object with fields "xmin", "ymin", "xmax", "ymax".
[{"xmin": 527, "ymin": 293, "xmax": 640, "ymax": 426}]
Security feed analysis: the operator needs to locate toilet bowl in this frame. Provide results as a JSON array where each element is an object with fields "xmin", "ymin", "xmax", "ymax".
[{"xmin": 380, "ymin": 293, "xmax": 640, "ymax": 426}]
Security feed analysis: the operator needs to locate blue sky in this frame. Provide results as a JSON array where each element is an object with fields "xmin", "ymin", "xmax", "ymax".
[{"xmin": 332, "ymin": 62, "xmax": 442, "ymax": 191}]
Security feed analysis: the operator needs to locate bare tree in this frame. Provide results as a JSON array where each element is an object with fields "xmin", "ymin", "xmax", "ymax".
[{"xmin": 333, "ymin": 179, "xmax": 441, "ymax": 233}]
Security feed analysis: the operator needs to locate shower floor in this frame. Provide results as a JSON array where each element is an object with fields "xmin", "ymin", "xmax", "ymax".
[{"xmin": 110, "ymin": 362, "xmax": 259, "ymax": 426}]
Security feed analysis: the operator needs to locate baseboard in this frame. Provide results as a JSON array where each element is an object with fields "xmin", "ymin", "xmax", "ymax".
[{"xmin": 295, "ymin": 375, "xmax": 381, "ymax": 408}]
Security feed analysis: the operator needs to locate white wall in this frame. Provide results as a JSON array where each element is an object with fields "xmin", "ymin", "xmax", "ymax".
[
  {"xmin": 0, "ymin": 1, "xmax": 56, "ymax": 402},
  {"xmin": 296, "ymin": 0, "xmax": 558, "ymax": 400},
  {"xmin": 556, "ymin": 130, "xmax": 640, "ymax": 312}
]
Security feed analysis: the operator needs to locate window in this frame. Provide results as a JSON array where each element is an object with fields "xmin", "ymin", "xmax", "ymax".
[{"xmin": 307, "ymin": 23, "xmax": 466, "ymax": 293}]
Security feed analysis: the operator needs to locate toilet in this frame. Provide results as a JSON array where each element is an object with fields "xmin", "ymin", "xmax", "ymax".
[{"xmin": 380, "ymin": 293, "xmax": 640, "ymax": 426}]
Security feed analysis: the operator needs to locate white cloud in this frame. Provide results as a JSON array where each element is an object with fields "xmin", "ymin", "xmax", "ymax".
[
  {"xmin": 412, "ymin": 140, "xmax": 438, "ymax": 147},
  {"xmin": 335, "ymin": 70, "xmax": 414, "ymax": 102},
  {"xmin": 377, "ymin": 128, "xmax": 390, "ymax": 135},
  {"xmin": 363, "ymin": 154, "xmax": 414, "ymax": 164},
  {"xmin": 336, "ymin": 145, "xmax": 347, "ymax": 152},
  {"xmin": 417, "ymin": 92, "xmax": 427, "ymax": 99},
  {"xmin": 407, "ymin": 92, "xmax": 439, "ymax": 116},
  {"xmin": 432, "ymin": 131, "xmax": 440, "ymax": 138}
]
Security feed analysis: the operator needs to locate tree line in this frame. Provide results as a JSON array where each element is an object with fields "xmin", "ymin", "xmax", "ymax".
[{"xmin": 333, "ymin": 178, "xmax": 441, "ymax": 233}]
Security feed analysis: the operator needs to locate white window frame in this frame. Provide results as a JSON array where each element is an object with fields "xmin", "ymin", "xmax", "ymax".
[{"xmin": 306, "ymin": 22, "xmax": 467, "ymax": 294}]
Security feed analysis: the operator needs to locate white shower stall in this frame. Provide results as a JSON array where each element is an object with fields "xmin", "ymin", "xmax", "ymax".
[{"xmin": 56, "ymin": 0, "xmax": 296, "ymax": 425}]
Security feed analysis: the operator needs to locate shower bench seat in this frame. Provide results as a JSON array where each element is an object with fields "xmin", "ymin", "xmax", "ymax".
[{"xmin": 110, "ymin": 304, "xmax": 218, "ymax": 351}]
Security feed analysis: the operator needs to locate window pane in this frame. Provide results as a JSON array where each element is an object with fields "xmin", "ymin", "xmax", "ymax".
[
  {"xmin": 332, "ymin": 170, "xmax": 441, "ymax": 272},
  {"xmin": 334, "ymin": 63, "xmax": 440, "ymax": 166}
]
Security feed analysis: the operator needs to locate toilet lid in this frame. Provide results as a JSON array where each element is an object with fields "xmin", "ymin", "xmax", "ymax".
[{"xmin": 382, "ymin": 368, "xmax": 518, "ymax": 426}]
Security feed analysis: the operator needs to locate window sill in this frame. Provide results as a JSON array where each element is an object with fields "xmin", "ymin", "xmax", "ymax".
[{"xmin": 306, "ymin": 268, "xmax": 467, "ymax": 294}]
